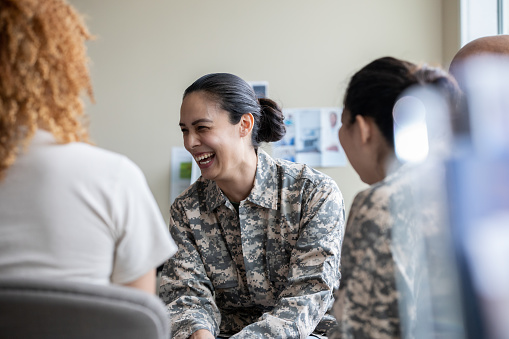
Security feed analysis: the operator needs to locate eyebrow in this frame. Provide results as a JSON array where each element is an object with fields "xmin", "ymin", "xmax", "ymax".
[{"xmin": 179, "ymin": 118, "xmax": 213, "ymax": 127}]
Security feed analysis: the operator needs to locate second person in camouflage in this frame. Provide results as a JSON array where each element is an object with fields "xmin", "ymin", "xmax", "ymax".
[
  {"xmin": 159, "ymin": 73, "xmax": 345, "ymax": 339},
  {"xmin": 328, "ymin": 57, "xmax": 462, "ymax": 339}
]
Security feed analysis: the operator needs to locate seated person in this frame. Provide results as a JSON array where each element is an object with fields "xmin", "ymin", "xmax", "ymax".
[
  {"xmin": 0, "ymin": 0, "xmax": 176, "ymax": 294},
  {"xmin": 328, "ymin": 57, "xmax": 461, "ymax": 338},
  {"xmin": 159, "ymin": 72, "xmax": 345, "ymax": 338},
  {"xmin": 449, "ymin": 35, "xmax": 509, "ymax": 339}
]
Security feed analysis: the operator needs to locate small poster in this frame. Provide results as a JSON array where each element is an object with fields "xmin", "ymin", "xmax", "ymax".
[{"xmin": 273, "ymin": 107, "xmax": 346, "ymax": 167}]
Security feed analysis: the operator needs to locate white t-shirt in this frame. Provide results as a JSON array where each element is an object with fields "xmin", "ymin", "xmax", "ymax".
[{"xmin": 0, "ymin": 130, "xmax": 177, "ymax": 285}]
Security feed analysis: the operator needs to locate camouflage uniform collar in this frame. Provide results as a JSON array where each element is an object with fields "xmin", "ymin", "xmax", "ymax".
[
  {"xmin": 204, "ymin": 149, "xmax": 278, "ymax": 211},
  {"xmin": 246, "ymin": 149, "xmax": 278, "ymax": 210},
  {"xmin": 205, "ymin": 180, "xmax": 227, "ymax": 212}
]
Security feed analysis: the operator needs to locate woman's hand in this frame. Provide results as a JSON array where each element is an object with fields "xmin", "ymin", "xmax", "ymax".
[{"xmin": 189, "ymin": 329, "xmax": 215, "ymax": 339}]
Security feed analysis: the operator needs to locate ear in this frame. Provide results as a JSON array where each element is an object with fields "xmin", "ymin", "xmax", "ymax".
[
  {"xmin": 355, "ymin": 115, "xmax": 372, "ymax": 145},
  {"xmin": 239, "ymin": 113, "xmax": 254, "ymax": 137}
]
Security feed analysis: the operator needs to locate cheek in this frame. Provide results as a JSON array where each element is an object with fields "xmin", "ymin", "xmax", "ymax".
[
  {"xmin": 182, "ymin": 135, "xmax": 191, "ymax": 151},
  {"xmin": 338, "ymin": 127, "xmax": 356, "ymax": 162},
  {"xmin": 182, "ymin": 135, "xmax": 193, "ymax": 152}
]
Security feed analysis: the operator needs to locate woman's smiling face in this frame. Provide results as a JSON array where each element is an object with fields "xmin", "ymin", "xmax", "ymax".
[{"xmin": 179, "ymin": 91, "xmax": 245, "ymax": 183}]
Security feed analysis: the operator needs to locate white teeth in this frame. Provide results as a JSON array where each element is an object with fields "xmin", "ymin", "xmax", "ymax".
[{"xmin": 194, "ymin": 153, "xmax": 214, "ymax": 162}]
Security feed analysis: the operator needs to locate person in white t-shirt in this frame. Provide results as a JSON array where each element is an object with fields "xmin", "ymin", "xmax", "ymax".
[{"xmin": 0, "ymin": 0, "xmax": 176, "ymax": 294}]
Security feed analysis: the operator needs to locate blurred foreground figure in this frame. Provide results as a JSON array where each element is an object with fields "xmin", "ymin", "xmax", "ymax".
[
  {"xmin": 449, "ymin": 35, "xmax": 509, "ymax": 339},
  {"xmin": 0, "ymin": 0, "xmax": 176, "ymax": 293}
]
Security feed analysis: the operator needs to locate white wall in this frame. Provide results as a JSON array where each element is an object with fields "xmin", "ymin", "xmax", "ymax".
[{"xmin": 69, "ymin": 0, "xmax": 446, "ymax": 223}]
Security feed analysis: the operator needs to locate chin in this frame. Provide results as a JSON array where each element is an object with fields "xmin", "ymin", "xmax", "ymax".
[
  {"xmin": 201, "ymin": 169, "xmax": 219, "ymax": 182},
  {"xmin": 360, "ymin": 173, "xmax": 378, "ymax": 186}
]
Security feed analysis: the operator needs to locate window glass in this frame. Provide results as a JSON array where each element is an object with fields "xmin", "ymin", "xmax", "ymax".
[
  {"xmin": 461, "ymin": 0, "xmax": 498, "ymax": 45},
  {"xmin": 503, "ymin": 0, "xmax": 509, "ymax": 34}
]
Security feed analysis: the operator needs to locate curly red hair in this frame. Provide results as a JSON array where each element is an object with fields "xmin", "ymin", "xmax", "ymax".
[{"xmin": 0, "ymin": 0, "xmax": 94, "ymax": 179}]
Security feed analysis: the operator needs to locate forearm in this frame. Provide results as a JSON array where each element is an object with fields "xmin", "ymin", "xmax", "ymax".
[
  {"xmin": 171, "ymin": 309, "xmax": 217, "ymax": 339},
  {"xmin": 160, "ymin": 276, "xmax": 220, "ymax": 338},
  {"xmin": 121, "ymin": 269, "xmax": 156, "ymax": 294},
  {"xmin": 230, "ymin": 317, "xmax": 300, "ymax": 338},
  {"xmin": 230, "ymin": 289, "xmax": 333, "ymax": 339}
]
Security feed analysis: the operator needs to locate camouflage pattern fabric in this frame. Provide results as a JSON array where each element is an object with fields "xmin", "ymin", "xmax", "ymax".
[
  {"xmin": 160, "ymin": 149, "xmax": 345, "ymax": 338},
  {"xmin": 329, "ymin": 165, "xmax": 413, "ymax": 339}
]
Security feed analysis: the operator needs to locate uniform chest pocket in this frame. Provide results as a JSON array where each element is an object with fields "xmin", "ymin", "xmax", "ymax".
[{"xmin": 199, "ymin": 235, "xmax": 239, "ymax": 290}]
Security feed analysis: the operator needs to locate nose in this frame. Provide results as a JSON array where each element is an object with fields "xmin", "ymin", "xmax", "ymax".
[{"xmin": 184, "ymin": 131, "xmax": 201, "ymax": 150}]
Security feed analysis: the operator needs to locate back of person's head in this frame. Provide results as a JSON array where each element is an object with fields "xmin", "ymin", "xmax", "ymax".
[
  {"xmin": 449, "ymin": 35, "xmax": 509, "ymax": 137},
  {"xmin": 344, "ymin": 56, "xmax": 460, "ymax": 149},
  {"xmin": 449, "ymin": 35, "xmax": 509, "ymax": 83},
  {"xmin": 183, "ymin": 73, "xmax": 286, "ymax": 149},
  {"xmin": 449, "ymin": 35, "xmax": 509, "ymax": 140},
  {"xmin": 0, "ymin": 0, "xmax": 93, "ymax": 179}
]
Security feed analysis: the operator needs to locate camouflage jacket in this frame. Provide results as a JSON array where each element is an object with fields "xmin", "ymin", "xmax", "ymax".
[
  {"xmin": 329, "ymin": 162, "xmax": 465, "ymax": 339},
  {"xmin": 328, "ymin": 167, "xmax": 403, "ymax": 339},
  {"xmin": 329, "ymin": 164, "xmax": 417, "ymax": 339},
  {"xmin": 160, "ymin": 149, "xmax": 345, "ymax": 339}
]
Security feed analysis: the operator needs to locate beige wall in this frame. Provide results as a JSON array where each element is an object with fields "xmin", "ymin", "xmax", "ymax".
[
  {"xmin": 442, "ymin": 0, "xmax": 462, "ymax": 69},
  {"xmin": 69, "ymin": 0, "xmax": 455, "ymax": 223}
]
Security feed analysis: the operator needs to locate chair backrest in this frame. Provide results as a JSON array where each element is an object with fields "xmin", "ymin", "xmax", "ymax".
[{"xmin": 0, "ymin": 277, "xmax": 169, "ymax": 339}]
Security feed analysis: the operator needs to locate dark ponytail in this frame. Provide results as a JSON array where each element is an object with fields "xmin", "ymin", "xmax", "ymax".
[
  {"xmin": 183, "ymin": 73, "xmax": 286, "ymax": 148},
  {"xmin": 256, "ymin": 98, "xmax": 286, "ymax": 144}
]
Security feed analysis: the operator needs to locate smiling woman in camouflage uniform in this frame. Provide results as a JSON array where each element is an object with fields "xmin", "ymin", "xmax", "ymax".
[{"xmin": 159, "ymin": 73, "xmax": 345, "ymax": 339}]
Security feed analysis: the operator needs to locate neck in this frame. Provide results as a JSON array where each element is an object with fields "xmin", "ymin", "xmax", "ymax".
[
  {"xmin": 385, "ymin": 152, "xmax": 403, "ymax": 175},
  {"xmin": 369, "ymin": 145, "xmax": 397, "ymax": 184},
  {"xmin": 217, "ymin": 148, "xmax": 258, "ymax": 202}
]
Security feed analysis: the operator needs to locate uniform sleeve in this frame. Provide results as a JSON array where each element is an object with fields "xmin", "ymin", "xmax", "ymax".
[
  {"xmin": 159, "ymin": 202, "xmax": 221, "ymax": 339},
  {"xmin": 328, "ymin": 189, "xmax": 371, "ymax": 339},
  {"xmin": 231, "ymin": 178, "xmax": 345, "ymax": 339},
  {"xmin": 109, "ymin": 157, "xmax": 177, "ymax": 284},
  {"xmin": 328, "ymin": 187, "xmax": 400, "ymax": 339}
]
